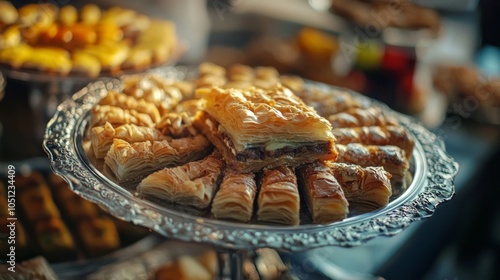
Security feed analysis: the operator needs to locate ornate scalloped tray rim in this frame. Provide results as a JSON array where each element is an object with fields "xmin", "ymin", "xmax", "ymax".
[{"xmin": 43, "ymin": 69, "xmax": 459, "ymax": 252}]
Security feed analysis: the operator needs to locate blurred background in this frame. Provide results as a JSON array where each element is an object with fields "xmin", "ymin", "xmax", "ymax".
[{"xmin": 1, "ymin": 0, "xmax": 499, "ymax": 279}]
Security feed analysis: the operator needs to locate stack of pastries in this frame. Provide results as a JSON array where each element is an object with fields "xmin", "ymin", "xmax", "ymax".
[
  {"xmin": 0, "ymin": 2, "xmax": 177, "ymax": 77},
  {"xmin": 87, "ymin": 62, "xmax": 415, "ymax": 225}
]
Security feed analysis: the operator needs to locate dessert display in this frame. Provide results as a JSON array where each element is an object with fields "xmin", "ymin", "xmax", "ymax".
[
  {"xmin": 0, "ymin": 2, "xmax": 177, "ymax": 77},
  {"xmin": 84, "ymin": 62, "xmax": 416, "ymax": 226},
  {"xmin": 0, "ymin": 170, "xmax": 150, "ymax": 263}
]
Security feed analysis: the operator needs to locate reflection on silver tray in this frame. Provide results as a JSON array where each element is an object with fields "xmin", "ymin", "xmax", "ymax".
[{"xmin": 43, "ymin": 67, "xmax": 458, "ymax": 251}]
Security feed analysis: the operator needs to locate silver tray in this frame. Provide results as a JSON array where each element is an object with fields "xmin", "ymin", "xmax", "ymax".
[{"xmin": 43, "ymin": 67, "xmax": 458, "ymax": 252}]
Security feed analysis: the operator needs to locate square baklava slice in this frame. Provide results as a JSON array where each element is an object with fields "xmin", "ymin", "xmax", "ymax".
[{"xmin": 194, "ymin": 85, "xmax": 337, "ymax": 172}]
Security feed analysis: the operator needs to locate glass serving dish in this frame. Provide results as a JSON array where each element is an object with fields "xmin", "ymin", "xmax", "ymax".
[{"xmin": 43, "ymin": 67, "xmax": 458, "ymax": 279}]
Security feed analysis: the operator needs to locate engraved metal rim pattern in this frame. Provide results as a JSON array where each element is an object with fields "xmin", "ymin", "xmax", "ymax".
[{"xmin": 42, "ymin": 68, "xmax": 459, "ymax": 252}]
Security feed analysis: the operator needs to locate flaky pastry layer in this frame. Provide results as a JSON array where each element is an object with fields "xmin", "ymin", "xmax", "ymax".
[
  {"xmin": 297, "ymin": 162, "xmax": 349, "ymax": 223},
  {"xmin": 137, "ymin": 152, "xmax": 224, "ymax": 209},
  {"xmin": 103, "ymin": 135, "xmax": 212, "ymax": 188}
]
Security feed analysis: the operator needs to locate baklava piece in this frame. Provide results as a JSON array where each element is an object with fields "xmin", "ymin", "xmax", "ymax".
[
  {"xmin": 332, "ymin": 126, "xmax": 415, "ymax": 160},
  {"xmin": 90, "ymin": 122, "xmax": 169, "ymax": 159},
  {"xmin": 335, "ymin": 143, "xmax": 409, "ymax": 193},
  {"xmin": 33, "ymin": 217, "xmax": 78, "ymax": 262},
  {"xmin": 326, "ymin": 162, "xmax": 392, "ymax": 212},
  {"xmin": 296, "ymin": 87, "xmax": 366, "ymax": 117},
  {"xmin": 137, "ymin": 152, "xmax": 224, "ymax": 209},
  {"xmin": 18, "ymin": 182, "xmax": 60, "ymax": 222},
  {"xmin": 211, "ymin": 172, "xmax": 257, "ymax": 222},
  {"xmin": 257, "ymin": 166, "xmax": 300, "ymax": 225},
  {"xmin": 53, "ymin": 183, "xmax": 99, "ymax": 220},
  {"xmin": 327, "ymin": 107, "xmax": 399, "ymax": 128},
  {"xmin": 104, "ymin": 135, "xmax": 212, "ymax": 188},
  {"xmin": 297, "ymin": 163, "xmax": 349, "ymax": 223},
  {"xmin": 77, "ymin": 217, "xmax": 120, "ymax": 258},
  {"xmin": 194, "ymin": 85, "xmax": 337, "ymax": 173}
]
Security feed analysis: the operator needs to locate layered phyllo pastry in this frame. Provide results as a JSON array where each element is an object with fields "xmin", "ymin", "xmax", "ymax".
[
  {"xmin": 211, "ymin": 172, "xmax": 257, "ymax": 222},
  {"xmin": 194, "ymin": 85, "xmax": 337, "ymax": 173},
  {"xmin": 257, "ymin": 166, "xmax": 300, "ymax": 225},
  {"xmin": 297, "ymin": 163, "xmax": 349, "ymax": 223},
  {"xmin": 103, "ymin": 135, "xmax": 212, "ymax": 188},
  {"xmin": 137, "ymin": 152, "xmax": 224, "ymax": 209}
]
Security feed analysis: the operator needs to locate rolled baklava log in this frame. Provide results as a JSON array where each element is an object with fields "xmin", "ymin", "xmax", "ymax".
[
  {"xmin": 137, "ymin": 152, "xmax": 224, "ymax": 209},
  {"xmin": 327, "ymin": 107, "xmax": 399, "ymax": 128},
  {"xmin": 332, "ymin": 125, "xmax": 414, "ymax": 160},
  {"xmin": 211, "ymin": 172, "xmax": 257, "ymax": 222},
  {"xmin": 295, "ymin": 87, "xmax": 365, "ymax": 117},
  {"xmin": 103, "ymin": 135, "xmax": 212, "ymax": 188},
  {"xmin": 90, "ymin": 122, "xmax": 170, "ymax": 159},
  {"xmin": 326, "ymin": 162, "xmax": 392, "ymax": 212},
  {"xmin": 194, "ymin": 85, "xmax": 337, "ymax": 173},
  {"xmin": 335, "ymin": 143, "xmax": 409, "ymax": 195},
  {"xmin": 296, "ymin": 162, "xmax": 349, "ymax": 223},
  {"xmin": 257, "ymin": 166, "xmax": 300, "ymax": 225}
]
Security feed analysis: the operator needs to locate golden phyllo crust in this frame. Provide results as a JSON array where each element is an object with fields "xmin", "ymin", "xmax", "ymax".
[{"xmin": 195, "ymin": 85, "xmax": 337, "ymax": 172}]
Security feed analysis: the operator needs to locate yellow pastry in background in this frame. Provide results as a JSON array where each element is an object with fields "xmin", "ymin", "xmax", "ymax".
[
  {"xmin": 79, "ymin": 41, "xmax": 129, "ymax": 70},
  {"xmin": 71, "ymin": 50, "xmax": 101, "ymax": 77},
  {"xmin": 0, "ymin": 1, "xmax": 18, "ymax": 25},
  {"xmin": 80, "ymin": 3, "xmax": 101, "ymax": 25},
  {"xmin": 0, "ymin": 25, "xmax": 21, "ymax": 48},
  {"xmin": 0, "ymin": 43, "xmax": 33, "ymax": 69},
  {"xmin": 100, "ymin": 6, "xmax": 136, "ymax": 27},
  {"xmin": 22, "ymin": 47, "xmax": 72, "ymax": 75},
  {"xmin": 0, "ymin": 3, "xmax": 177, "ymax": 76},
  {"xmin": 58, "ymin": 5, "xmax": 78, "ymax": 27}
]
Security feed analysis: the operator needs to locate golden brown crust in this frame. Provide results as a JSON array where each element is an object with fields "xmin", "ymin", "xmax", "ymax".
[
  {"xmin": 296, "ymin": 162, "xmax": 349, "ymax": 223},
  {"xmin": 103, "ymin": 135, "xmax": 212, "ymax": 188},
  {"xmin": 90, "ymin": 105, "xmax": 155, "ymax": 128},
  {"xmin": 194, "ymin": 85, "xmax": 337, "ymax": 172},
  {"xmin": 137, "ymin": 152, "xmax": 224, "ymax": 209},
  {"xmin": 296, "ymin": 87, "xmax": 365, "ymax": 117},
  {"xmin": 156, "ymin": 112, "xmax": 199, "ymax": 138},
  {"xmin": 211, "ymin": 172, "xmax": 257, "ymax": 222},
  {"xmin": 335, "ymin": 143, "xmax": 409, "ymax": 184},
  {"xmin": 326, "ymin": 162, "xmax": 392, "ymax": 212},
  {"xmin": 332, "ymin": 125, "xmax": 414, "ymax": 160},
  {"xmin": 90, "ymin": 122, "xmax": 170, "ymax": 159},
  {"xmin": 328, "ymin": 107, "xmax": 399, "ymax": 128},
  {"xmin": 194, "ymin": 111, "xmax": 336, "ymax": 173},
  {"xmin": 99, "ymin": 90, "xmax": 161, "ymax": 123},
  {"xmin": 120, "ymin": 73, "xmax": 184, "ymax": 114},
  {"xmin": 257, "ymin": 166, "xmax": 300, "ymax": 225}
]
